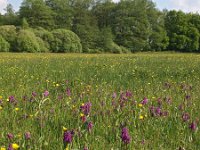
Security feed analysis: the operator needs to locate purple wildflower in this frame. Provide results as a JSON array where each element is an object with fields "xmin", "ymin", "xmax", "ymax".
[
  {"xmin": 126, "ymin": 91, "xmax": 132, "ymax": 98},
  {"xmin": 121, "ymin": 127, "xmax": 131, "ymax": 144},
  {"xmin": 63, "ymin": 131, "xmax": 74, "ymax": 144},
  {"xmin": 80, "ymin": 102, "xmax": 92, "ymax": 116},
  {"xmin": 8, "ymin": 96, "xmax": 15, "ymax": 103},
  {"xmin": 66, "ymin": 88, "xmax": 71, "ymax": 97},
  {"xmin": 182, "ymin": 113, "xmax": 190, "ymax": 122},
  {"xmin": 120, "ymin": 92, "xmax": 128, "ymax": 101},
  {"xmin": 8, "ymin": 144, "xmax": 13, "ymax": 150},
  {"xmin": 84, "ymin": 146, "xmax": 88, "ymax": 150},
  {"xmin": 81, "ymin": 115, "xmax": 87, "ymax": 123},
  {"xmin": 25, "ymin": 132, "xmax": 31, "ymax": 140},
  {"xmin": 155, "ymin": 107, "xmax": 161, "ymax": 116},
  {"xmin": 32, "ymin": 92, "xmax": 37, "ymax": 97},
  {"xmin": 178, "ymin": 104, "xmax": 184, "ymax": 111},
  {"xmin": 7, "ymin": 133, "xmax": 14, "ymax": 140},
  {"xmin": 185, "ymin": 95, "xmax": 191, "ymax": 100},
  {"xmin": 161, "ymin": 111, "xmax": 169, "ymax": 117},
  {"xmin": 149, "ymin": 106, "xmax": 155, "ymax": 116},
  {"xmin": 112, "ymin": 92, "xmax": 117, "ymax": 99},
  {"xmin": 157, "ymin": 98, "xmax": 162, "ymax": 106},
  {"xmin": 87, "ymin": 121, "xmax": 93, "ymax": 133},
  {"xmin": 189, "ymin": 121, "xmax": 197, "ymax": 131},
  {"xmin": 141, "ymin": 97, "xmax": 148, "ymax": 105},
  {"xmin": 43, "ymin": 90, "xmax": 49, "ymax": 97}
]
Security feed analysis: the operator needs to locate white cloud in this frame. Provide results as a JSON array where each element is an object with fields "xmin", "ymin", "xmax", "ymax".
[
  {"xmin": 169, "ymin": 0, "xmax": 200, "ymax": 13},
  {"xmin": 0, "ymin": 0, "xmax": 7, "ymax": 14}
]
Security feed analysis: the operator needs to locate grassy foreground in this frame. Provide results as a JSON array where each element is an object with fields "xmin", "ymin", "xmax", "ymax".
[{"xmin": 0, "ymin": 53, "xmax": 200, "ymax": 149}]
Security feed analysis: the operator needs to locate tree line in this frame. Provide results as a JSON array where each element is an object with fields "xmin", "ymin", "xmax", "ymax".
[{"xmin": 0, "ymin": 0, "xmax": 200, "ymax": 53}]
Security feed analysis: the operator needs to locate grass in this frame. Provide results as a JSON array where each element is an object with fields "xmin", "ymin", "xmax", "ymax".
[{"xmin": 0, "ymin": 52, "xmax": 200, "ymax": 149}]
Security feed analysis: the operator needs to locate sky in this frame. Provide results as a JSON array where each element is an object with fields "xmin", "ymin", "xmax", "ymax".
[{"xmin": 0, "ymin": 0, "xmax": 200, "ymax": 14}]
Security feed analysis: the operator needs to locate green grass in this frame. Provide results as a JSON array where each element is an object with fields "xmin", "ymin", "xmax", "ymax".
[{"xmin": 0, "ymin": 53, "xmax": 200, "ymax": 149}]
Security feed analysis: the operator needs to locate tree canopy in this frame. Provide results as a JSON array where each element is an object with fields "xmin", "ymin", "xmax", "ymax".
[{"xmin": 0, "ymin": 0, "xmax": 200, "ymax": 53}]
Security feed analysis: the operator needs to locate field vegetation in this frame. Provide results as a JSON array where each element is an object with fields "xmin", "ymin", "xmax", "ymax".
[{"xmin": 0, "ymin": 53, "xmax": 200, "ymax": 149}]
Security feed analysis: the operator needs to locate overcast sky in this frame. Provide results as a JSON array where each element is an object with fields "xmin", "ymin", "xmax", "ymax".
[{"xmin": 0, "ymin": 0, "xmax": 200, "ymax": 14}]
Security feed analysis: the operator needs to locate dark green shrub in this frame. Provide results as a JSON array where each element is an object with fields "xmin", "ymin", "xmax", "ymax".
[
  {"xmin": 0, "ymin": 35, "xmax": 10, "ymax": 52},
  {"xmin": 16, "ymin": 30, "xmax": 40, "ymax": 52},
  {"xmin": 51, "ymin": 29, "xmax": 82, "ymax": 53}
]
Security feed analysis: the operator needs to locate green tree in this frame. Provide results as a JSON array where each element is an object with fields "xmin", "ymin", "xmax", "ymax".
[
  {"xmin": 3, "ymin": 4, "xmax": 19, "ymax": 25},
  {"xmin": 19, "ymin": 0, "xmax": 55, "ymax": 29},
  {"xmin": 46, "ymin": 0, "xmax": 73, "ymax": 29},
  {"xmin": 21, "ymin": 18, "xmax": 29, "ymax": 29},
  {"xmin": 71, "ymin": 0, "xmax": 101, "ymax": 52},
  {"xmin": 51, "ymin": 29, "xmax": 82, "ymax": 53},
  {"xmin": 165, "ymin": 10, "xmax": 199, "ymax": 51},
  {"xmin": 112, "ymin": 0, "xmax": 151, "ymax": 52}
]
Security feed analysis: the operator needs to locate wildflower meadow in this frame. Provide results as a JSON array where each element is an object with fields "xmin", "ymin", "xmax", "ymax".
[{"xmin": 0, "ymin": 53, "xmax": 200, "ymax": 149}]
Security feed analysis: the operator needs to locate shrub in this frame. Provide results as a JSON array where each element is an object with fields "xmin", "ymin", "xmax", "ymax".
[
  {"xmin": 16, "ymin": 30, "xmax": 40, "ymax": 52},
  {"xmin": 36, "ymin": 37, "xmax": 49, "ymax": 52},
  {"xmin": 32, "ymin": 27, "xmax": 53, "ymax": 51},
  {"xmin": 0, "ymin": 25, "xmax": 17, "ymax": 51},
  {"xmin": 0, "ymin": 35, "xmax": 10, "ymax": 52},
  {"xmin": 51, "ymin": 29, "xmax": 82, "ymax": 53}
]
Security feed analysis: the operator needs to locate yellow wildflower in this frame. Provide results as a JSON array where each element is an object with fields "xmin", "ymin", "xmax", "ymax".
[
  {"xmin": 0, "ymin": 147, "xmax": 6, "ymax": 150},
  {"xmin": 80, "ymin": 113, "xmax": 84, "ymax": 117},
  {"xmin": 12, "ymin": 143, "xmax": 19, "ymax": 149},
  {"xmin": 56, "ymin": 84, "xmax": 60, "ymax": 87},
  {"xmin": 0, "ymin": 106, "xmax": 2, "ymax": 110},
  {"xmin": 0, "ymin": 96, "xmax": 2, "ymax": 99},
  {"xmin": 138, "ymin": 103, "xmax": 143, "ymax": 107},
  {"xmin": 139, "ymin": 115, "xmax": 144, "ymax": 120},
  {"xmin": 63, "ymin": 126, "xmax": 67, "ymax": 131},
  {"xmin": 15, "ymin": 108, "xmax": 19, "ymax": 111}
]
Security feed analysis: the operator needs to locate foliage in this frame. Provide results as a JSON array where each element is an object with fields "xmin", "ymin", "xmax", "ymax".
[
  {"xmin": 32, "ymin": 27, "xmax": 54, "ymax": 51},
  {"xmin": 0, "ymin": 25, "xmax": 17, "ymax": 51},
  {"xmin": 51, "ymin": 29, "xmax": 82, "ymax": 53},
  {"xmin": 0, "ymin": 35, "xmax": 10, "ymax": 52},
  {"xmin": 1, "ymin": 0, "xmax": 200, "ymax": 52},
  {"xmin": 16, "ymin": 29, "xmax": 40, "ymax": 52},
  {"xmin": 19, "ymin": 0, "xmax": 55, "ymax": 29}
]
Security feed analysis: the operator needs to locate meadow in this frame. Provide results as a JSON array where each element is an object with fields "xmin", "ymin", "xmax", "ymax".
[{"xmin": 0, "ymin": 53, "xmax": 200, "ymax": 150}]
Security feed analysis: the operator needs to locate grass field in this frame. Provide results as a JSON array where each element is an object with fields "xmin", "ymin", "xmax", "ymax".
[{"xmin": 0, "ymin": 53, "xmax": 200, "ymax": 150}]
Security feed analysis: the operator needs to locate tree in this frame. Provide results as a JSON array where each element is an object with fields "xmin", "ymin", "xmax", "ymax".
[
  {"xmin": 46, "ymin": 0, "xmax": 73, "ymax": 29},
  {"xmin": 147, "ymin": 4, "xmax": 169, "ymax": 51},
  {"xmin": 112, "ymin": 0, "xmax": 151, "ymax": 52},
  {"xmin": 3, "ymin": 4, "xmax": 19, "ymax": 25},
  {"xmin": 165, "ymin": 10, "xmax": 199, "ymax": 51},
  {"xmin": 19, "ymin": 0, "xmax": 55, "ymax": 29},
  {"xmin": 71, "ymin": 0, "xmax": 101, "ymax": 52}
]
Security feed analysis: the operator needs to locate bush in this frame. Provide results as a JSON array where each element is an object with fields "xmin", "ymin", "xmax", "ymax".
[
  {"xmin": 32, "ymin": 27, "xmax": 53, "ymax": 51},
  {"xmin": 36, "ymin": 37, "xmax": 49, "ymax": 52},
  {"xmin": 0, "ymin": 25, "xmax": 17, "ymax": 51},
  {"xmin": 16, "ymin": 30, "xmax": 40, "ymax": 52},
  {"xmin": 0, "ymin": 35, "xmax": 10, "ymax": 52},
  {"xmin": 51, "ymin": 29, "xmax": 82, "ymax": 53}
]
